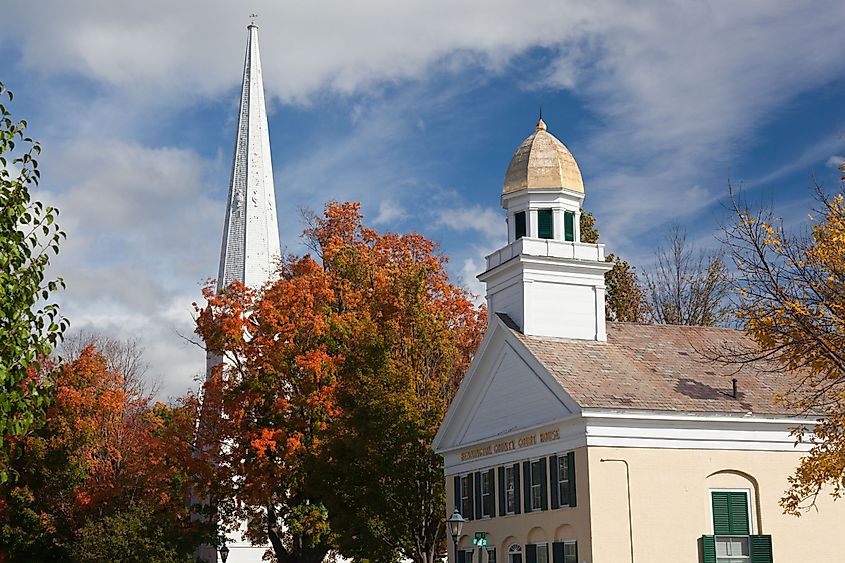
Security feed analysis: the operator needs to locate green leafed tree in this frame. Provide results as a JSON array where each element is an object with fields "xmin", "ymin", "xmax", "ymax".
[
  {"xmin": 580, "ymin": 209, "xmax": 643, "ymax": 322},
  {"xmin": 0, "ymin": 83, "xmax": 68, "ymax": 480}
]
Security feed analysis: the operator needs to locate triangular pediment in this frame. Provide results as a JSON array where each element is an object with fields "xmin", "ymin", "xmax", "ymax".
[{"xmin": 434, "ymin": 315, "xmax": 578, "ymax": 452}]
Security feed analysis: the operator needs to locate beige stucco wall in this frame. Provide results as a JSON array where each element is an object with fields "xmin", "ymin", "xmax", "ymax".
[
  {"xmin": 446, "ymin": 447, "xmax": 593, "ymax": 563},
  {"xmin": 587, "ymin": 446, "xmax": 845, "ymax": 563}
]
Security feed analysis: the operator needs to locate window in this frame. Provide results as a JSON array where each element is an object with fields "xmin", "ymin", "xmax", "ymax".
[
  {"xmin": 508, "ymin": 544, "xmax": 522, "ymax": 563},
  {"xmin": 562, "ymin": 542, "xmax": 577, "ymax": 563},
  {"xmin": 505, "ymin": 465, "xmax": 516, "ymax": 514},
  {"xmin": 556, "ymin": 456, "xmax": 570, "ymax": 507},
  {"xmin": 712, "ymin": 491, "xmax": 750, "ymax": 563},
  {"xmin": 712, "ymin": 491, "xmax": 750, "ymax": 535},
  {"xmin": 526, "ymin": 543, "xmax": 548, "ymax": 563},
  {"xmin": 552, "ymin": 541, "xmax": 578, "ymax": 563},
  {"xmin": 514, "ymin": 212, "xmax": 526, "ymax": 239},
  {"xmin": 460, "ymin": 474, "xmax": 472, "ymax": 519},
  {"xmin": 481, "ymin": 471, "xmax": 492, "ymax": 518},
  {"xmin": 715, "ymin": 536, "xmax": 749, "ymax": 563},
  {"xmin": 487, "ymin": 548, "xmax": 497, "ymax": 563},
  {"xmin": 531, "ymin": 460, "xmax": 543, "ymax": 510},
  {"xmin": 564, "ymin": 211, "xmax": 575, "ymax": 242},
  {"xmin": 523, "ymin": 459, "xmax": 547, "ymax": 512},
  {"xmin": 537, "ymin": 209, "xmax": 553, "ymax": 239},
  {"xmin": 550, "ymin": 453, "xmax": 576, "ymax": 509},
  {"xmin": 699, "ymin": 490, "xmax": 772, "ymax": 563}
]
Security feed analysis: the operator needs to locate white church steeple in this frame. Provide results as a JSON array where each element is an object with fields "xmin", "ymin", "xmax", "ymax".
[
  {"xmin": 217, "ymin": 20, "xmax": 281, "ymax": 291},
  {"xmin": 478, "ymin": 117, "xmax": 612, "ymax": 341}
]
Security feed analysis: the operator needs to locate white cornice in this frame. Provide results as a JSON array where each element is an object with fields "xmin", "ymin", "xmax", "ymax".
[{"xmin": 441, "ymin": 408, "xmax": 816, "ymax": 475}]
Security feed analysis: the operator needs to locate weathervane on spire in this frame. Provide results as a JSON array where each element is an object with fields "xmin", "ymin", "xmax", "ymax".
[{"xmin": 249, "ymin": 12, "xmax": 258, "ymax": 26}]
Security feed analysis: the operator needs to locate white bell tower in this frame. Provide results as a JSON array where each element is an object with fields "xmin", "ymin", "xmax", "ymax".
[{"xmin": 478, "ymin": 118, "xmax": 611, "ymax": 341}]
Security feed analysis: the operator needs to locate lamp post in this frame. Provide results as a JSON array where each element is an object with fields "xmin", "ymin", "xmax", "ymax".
[
  {"xmin": 600, "ymin": 459, "xmax": 634, "ymax": 563},
  {"xmin": 447, "ymin": 509, "xmax": 466, "ymax": 563},
  {"xmin": 219, "ymin": 544, "xmax": 230, "ymax": 563}
]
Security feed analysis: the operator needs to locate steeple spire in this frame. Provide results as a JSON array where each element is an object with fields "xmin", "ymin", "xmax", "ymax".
[{"xmin": 217, "ymin": 21, "xmax": 281, "ymax": 291}]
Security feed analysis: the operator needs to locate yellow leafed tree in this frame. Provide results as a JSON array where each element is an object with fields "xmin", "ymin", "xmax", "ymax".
[{"xmin": 722, "ymin": 164, "xmax": 845, "ymax": 514}]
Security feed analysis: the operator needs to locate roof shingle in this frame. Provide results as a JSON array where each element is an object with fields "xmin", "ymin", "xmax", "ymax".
[{"xmin": 499, "ymin": 313, "xmax": 798, "ymax": 415}]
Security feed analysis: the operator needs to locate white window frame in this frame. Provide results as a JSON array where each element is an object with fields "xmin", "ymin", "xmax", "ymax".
[
  {"xmin": 505, "ymin": 465, "xmax": 516, "ymax": 515},
  {"xmin": 530, "ymin": 459, "xmax": 543, "ymax": 511},
  {"xmin": 460, "ymin": 474, "xmax": 471, "ymax": 518},
  {"xmin": 708, "ymin": 488, "xmax": 754, "ymax": 535},
  {"xmin": 531, "ymin": 543, "xmax": 549, "ymax": 563},
  {"xmin": 714, "ymin": 536, "xmax": 750, "ymax": 563},
  {"xmin": 556, "ymin": 455, "xmax": 570, "ymax": 507},
  {"xmin": 708, "ymin": 488, "xmax": 754, "ymax": 563},
  {"xmin": 507, "ymin": 544, "xmax": 522, "ymax": 563},
  {"xmin": 561, "ymin": 541, "xmax": 577, "ymax": 563},
  {"xmin": 481, "ymin": 471, "xmax": 492, "ymax": 518}
]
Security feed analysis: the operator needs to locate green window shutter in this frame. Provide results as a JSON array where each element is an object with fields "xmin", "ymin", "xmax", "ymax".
[
  {"xmin": 526, "ymin": 544, "xmax": 537, "ymax": 563},
  {"xmin": 457, "ymin": 550, "xmax": 466, "ymax": 563},
  {"xmin": 711, "ymin": 492, "xmax": 731, "ymax": 534},
  {"xmin": 712, "ymin": 491, "xmax": 749, "ymax": 534},
  {"xmin": 549, "ymin": 455, "xmax": 559, "ymax": 509},
  {"xmin": 515, "ymin": 212, "xmax": 526, "ymax": 239},
  {"xmin": 523, "ymin": 461, "xmax": 532, "ymax": 512},
  {"xmin": 551, "ymin": 542, "xmax": 564, "ymax": 563},
  {"xmin": 564, "ymin": 211, "xmax": 575, "ymax": 241},
  {"xmin": 497, "ymin": 466, "xmax": 506, "ymax": 516},
  {"xmin": 699, "ymin": 535, "xmax": 716, "ymax": 563},
  {"xmin": 513, "ymin": 463, "xmax": 521, "ymax": 514},
  {"xmin": 750, "ymin": 535, "xmax": 773, "ymax": 563},
  {"xmin": 538, "ymin": 209, "xmax": 553, "ymax": 239},
  {"xmin": 539, "ymin": 458, "xmax": 548, "ymax": 510},
  {"xmin": 487, "ymin": 468, "xmax": 495, "ymax": 517},
  {"xmin": 567, "ymin": 451, "xmax": 577, "ymax": 508},
  {"xmin": 729, "ymin": 492, "xmax": 750, "ymax": 534},
  {"xmin": 454, "ymin": 475, "xmax": 461, "ymax": 512},
  {"xmin": 466, "ymin": 474, "xmax": 475, "ymax": 520},
  {"xmin": 474, "ymin": 472, "xmax": 483, "ymax": 518}
]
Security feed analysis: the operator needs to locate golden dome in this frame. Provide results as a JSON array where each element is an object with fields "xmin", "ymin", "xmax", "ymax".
[{"xmin": 502, "ymin": 118, "xmax": 584, "ymax": 195}]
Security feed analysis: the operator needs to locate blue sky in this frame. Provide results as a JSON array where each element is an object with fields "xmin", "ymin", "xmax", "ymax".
[{"xmin": 2, "ymin": 1, "xmax": 844, "ymax": 399}]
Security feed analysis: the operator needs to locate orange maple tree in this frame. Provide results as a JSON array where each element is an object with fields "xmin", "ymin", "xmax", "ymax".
[
  {"xmin": 0, "ymin": 346, "xmax": 210, "ymax": 562},
  {"xmin": 194, "ymin": 201, "xmax": 485, "ymax": 563}
]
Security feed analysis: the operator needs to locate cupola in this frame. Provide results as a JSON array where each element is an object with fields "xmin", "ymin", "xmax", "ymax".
[
  {"xmin": 478, "ymin": 117, "xmax": 611, "ymax": 341},
  {"xmin": 503, "ymin": 118, "xmax": 584, "ymax": 195}
]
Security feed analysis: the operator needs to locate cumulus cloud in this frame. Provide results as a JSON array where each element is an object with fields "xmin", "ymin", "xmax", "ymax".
[
  {"xmin": 42, "ymin": 138, "xmax": 220, "ymax": 397},
  {"xmin": 4, "ymin": 0, "xmax": 845, "ymax": 397},
  {"xmin": 435, "ymin": 204, "xmax": 504, "ymax": 239}
]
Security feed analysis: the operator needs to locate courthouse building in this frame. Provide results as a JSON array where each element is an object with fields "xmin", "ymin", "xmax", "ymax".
[{"xmin": 432, "ymin": 119, "xmax": 845, "ymax": 563}]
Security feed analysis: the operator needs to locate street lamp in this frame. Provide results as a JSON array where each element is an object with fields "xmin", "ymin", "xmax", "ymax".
[
  {"xmin": 447, "ymin": 509, "xmax": 466, "ymax": 563},
  {"xmin": 219, "ymin": 544, "xmax": 230, "ymax": 563}
]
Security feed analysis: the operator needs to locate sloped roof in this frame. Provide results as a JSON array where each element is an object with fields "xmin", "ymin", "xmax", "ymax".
[{"xmin": 498, "ymin": 314, "xmax": 799, "ymax": 416}]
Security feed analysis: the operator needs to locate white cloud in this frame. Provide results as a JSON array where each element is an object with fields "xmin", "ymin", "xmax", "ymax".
[
  {"xmin": 41, "ymin": 138, "xmax": 220, "ymax": 398},
  {"xmin": 435, "ymin": 204, "xmax": 504, "ymax": 239},
  {"xmin": 374, "ymin": 199, "xmax": 407, "ymax": 225},
  {"xmin": 828, "ymin": 155, "xmax": 845, "ymax": 169},
  {"xmin": 6, "ymin": 0, "xmax": 845, "ymax": 397}
]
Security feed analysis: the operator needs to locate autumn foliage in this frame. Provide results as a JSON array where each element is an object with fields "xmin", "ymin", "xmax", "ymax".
[
  {"xmin": 0, "ymin": 346, "xmax": 210, "ymax": 562},
  {"xmin": 194, "ymin": 202, "xmax": 485, "ymax": 563},
  {"xmin": 724, "ymin": 166, "xmax": 845, "ymax": 514}
]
